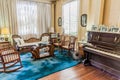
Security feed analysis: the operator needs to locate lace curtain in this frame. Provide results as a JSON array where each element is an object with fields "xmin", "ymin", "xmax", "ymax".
[
  {"xmin": 62, "ymin": 0, "xmax": 78, "ymax": 36},
  {"xmin": 16, "ymin": 0, "xmax": 51, "ymax": 39},
  {"xmin": 0, "ymin": 0, "xmax": 17, "ymax": 33},
  {"xmin": 0, "ymin": 0, "xmax": 52, "ymax": 39}
]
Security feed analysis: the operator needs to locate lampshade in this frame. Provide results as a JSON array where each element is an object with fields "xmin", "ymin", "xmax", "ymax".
[
  {"xmin": 49, "ymin": 27, "xmax": 54, "ymax": 33},
  {"xmin": 1, "ymin": 27, "xmax": 10, "ymax": 35}
]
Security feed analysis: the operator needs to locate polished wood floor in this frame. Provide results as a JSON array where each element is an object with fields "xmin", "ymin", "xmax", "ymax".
[{"xmin": 39, "ymin": 64, "xmax": 119, "ymax": 80}]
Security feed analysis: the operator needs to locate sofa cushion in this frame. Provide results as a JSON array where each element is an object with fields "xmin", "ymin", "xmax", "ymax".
[
  {"xmin": 19, "ymin": 38, "xmax": 25, "ymax": 44},
  {"xmin": 14, "ymin": 38, "xmax": 21, "ymax": 45},
  {"xmin": 41, "ymin": 36, "xmax": 49, "ymax": 42}
]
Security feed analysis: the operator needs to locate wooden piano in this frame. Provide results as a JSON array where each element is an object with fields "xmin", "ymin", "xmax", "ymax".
[{"xmin": 83, "ymin": 31, "xmax": 120, "ymax": 78}]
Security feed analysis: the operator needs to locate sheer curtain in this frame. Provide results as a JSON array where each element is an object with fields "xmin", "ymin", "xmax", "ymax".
[
  {"xmin": 0, "ymin": 0, "xmax": 52, "ymax": 39},
  {"xmin": 16, "ymin": 0, "xmax": 52, "ymax": 39},
  {"xmin": 62, "ymin": 0, "xmax": 78, "ymax": 36},
  {"xmin": 0, "ymin": 0, "xmax": 17, "ymax": 33},
  {"xmin": 16, "ymin": 1, "xmax": 38, "ymax": 39},
  {"xmin": 37, "ymin": 3, "xmax": 51, "ymax": 35}
]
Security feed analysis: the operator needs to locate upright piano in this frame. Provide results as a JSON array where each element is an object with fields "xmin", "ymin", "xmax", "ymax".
[{"xmin": 83, "ymin": 31, "xmax": 120, "ymax": 78}]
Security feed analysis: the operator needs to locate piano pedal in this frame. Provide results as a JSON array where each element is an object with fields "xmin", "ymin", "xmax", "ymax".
[
  {"xmin": 101, "ymin": 69, "xmax": 105, "ymax": 72},
  {"xmin": 82, "ymin": 59, "xmax": 91, "ymax": 66}
]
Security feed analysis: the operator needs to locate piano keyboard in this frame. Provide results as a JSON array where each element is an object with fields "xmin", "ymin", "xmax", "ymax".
[{"xmin": 84, "ymin": 47, "xmax": 120, "ymax": 60}]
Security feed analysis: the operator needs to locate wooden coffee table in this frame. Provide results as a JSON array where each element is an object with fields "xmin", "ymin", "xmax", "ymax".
[{"xmin": 31, "ymin": 44, "xmax": 54, "ymax": 60}]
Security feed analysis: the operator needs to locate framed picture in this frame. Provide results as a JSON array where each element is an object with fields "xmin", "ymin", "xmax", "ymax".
[
  {"xmin": 99, "ymin": 25, "xmax": 108, "ymax": 32},
  {"xmin": 81, "ymin": 14, "xmax": 87, "ymax": 27},
  {"xmin": 58, "ymin": 17, "xmax": 62, "ymax": 26},
  {"xmin": 91, "ymin": 25, "xmax": 98, "ymax": 31},
  {"xmin": 109, "ymin": 27, "xmax": 120, "ymax": 33},
  {"xmin": 0, "ymin": 37, "xmax": 5, "ymax": 42}
]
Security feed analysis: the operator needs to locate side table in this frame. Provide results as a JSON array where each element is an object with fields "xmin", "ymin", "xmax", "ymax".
[
  {"xmin": 31, "ymin": 44, "xmax": 54, "ymax": 60},
  {"xmin": 78, "ymin": 41, "xmax": 87, "ymax": 57}
]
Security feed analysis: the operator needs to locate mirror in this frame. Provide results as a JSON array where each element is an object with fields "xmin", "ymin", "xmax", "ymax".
[{"xmin": 81, "ymin": 14, "xmax": 87, "ymax": 27}]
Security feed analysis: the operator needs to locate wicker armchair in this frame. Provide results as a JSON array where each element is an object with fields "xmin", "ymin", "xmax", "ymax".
[
  {"xmin": 12, "ymin": 35, "xmax": 32, "ymax": 53},
  {"xmin": 53, "ymin": 34, "xmax": 65, "ymax": 48},
  {"xmin": 61, "ymin": 36, "xmax": 77, "ymax": 53},
  {"xmin": 40, "ymin": 33, "xmax": 50, "ymax": 42},
  {"xmin": 0, "ymin": 43, "xmax": 22, "ymax": 72}
]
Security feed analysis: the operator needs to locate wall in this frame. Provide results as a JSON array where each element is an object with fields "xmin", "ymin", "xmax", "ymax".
[
  {"xmin": 55, "ymin": 0, "xmax": 120, "ymax": 40},
  {"xmin": 103, "ymin": 0, "xmax": 120, "ymax": 27},
  {"xmin": 55, "ymin": 0, "xmax": 104, "ymax": 40},
  {"xmin": 55, "ymin": 0, "xmax": 63, "ymax": 33}
]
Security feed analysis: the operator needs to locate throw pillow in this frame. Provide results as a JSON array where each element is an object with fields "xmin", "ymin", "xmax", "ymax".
[
  {"xmin": 14, "ymin": 38, "xmax": 21, "ymax": 45},
  {"xmin": 41, "ymin": 36, "xmax": 49, "ymax": 42},
  {"xmin": 19, "ymin": 38, "xmax": 25, "ymax": 44}
]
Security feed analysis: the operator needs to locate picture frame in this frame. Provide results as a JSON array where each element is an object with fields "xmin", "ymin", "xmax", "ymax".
[
  {"xmin": 0, "ymin": 36, "xmax": 5, "ymax": 42},
  {"xmin": 50, "ymin": 33, "xmax": 59, "ymax": 38},
  {"xmin": 99, "ymin": 25, "xmax": 108, "ymax": 32},
  {"xmin": 58, "ymin": 17, "xmax": 62, "ymax": 26},
  {"xmin": 109, "ymin": 27, "xmax": 120, "ymax": 33},
  {"xmin": 81, "ymin": 14, "xmax": 87, "ymax": 27},
  {"xmin": 91, "ymin": 25, "xmax": 98, "ymax": 31}
]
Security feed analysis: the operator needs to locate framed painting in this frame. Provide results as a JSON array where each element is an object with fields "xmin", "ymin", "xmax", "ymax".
[
  {"xmin": 58, "ymin": 17, "xmax": 62, "ymax": 26},
  {"xmin": 81, "ymin": 14, "xmax": 87, "ymax": 27}
]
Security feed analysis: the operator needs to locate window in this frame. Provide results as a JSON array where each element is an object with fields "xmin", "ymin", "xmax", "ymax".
[
  {"xmin": 62, "ymin": 0, "xmax": 79, "ymax": 36},
  {"xmin": 16, "ymin": 1, "xmax": 51, "ymax": 39},
  {"xmin": 17, "ymin": 1, "xmax": 37, "ymax": 36}
]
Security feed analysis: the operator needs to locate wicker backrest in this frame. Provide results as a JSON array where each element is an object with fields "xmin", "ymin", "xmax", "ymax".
[
  {"xmin": 40, "ymin": 33, "xmax": 50, "ymax": 42},
  {"xmin": 12, "ymin": 35, "xmax": 21, "ymax": 39},
  {"xmin": 25, "ymin": 37, "xmax": 40, "ymax": 43},
  {"xmin": 69, "ymin": 36, "xmax": 77, "ymax": 49},
  {"xmin": 0, "ymin": 43, "xmax": 22, "ymax": 72},
  {"xmin": 12, "ymin": 35, "xmax": 22, "ymax": 47}
]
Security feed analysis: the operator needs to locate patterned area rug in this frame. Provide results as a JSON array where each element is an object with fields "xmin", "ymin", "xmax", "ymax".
[{"xmin": 0, "ymin": 51, "xmax": 82, "ymax": 80}]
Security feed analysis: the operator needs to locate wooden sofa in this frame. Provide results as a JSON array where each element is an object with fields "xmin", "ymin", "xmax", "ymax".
[{"xmin": 12, "ymin": 35, "xmax": 38, "ymax": 53}]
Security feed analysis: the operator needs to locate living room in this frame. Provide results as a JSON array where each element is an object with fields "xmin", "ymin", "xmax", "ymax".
[{"xmin": 0, "ymin": 0, "xmax": 120, "ymax": 80}]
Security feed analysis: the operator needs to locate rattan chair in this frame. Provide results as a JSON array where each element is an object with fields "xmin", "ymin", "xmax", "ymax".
[
  {"xmin": 61, "ymin": 36, "xmax": 77, "ymax": 53},
  {"xmin": 40, "ymin": 33, "xmax": 50, "ymax": 42},
  {"xmin": 0, "ymin": 44, "xmax": 22, "ymax": 72},
  {"xmin": 53, "ymin": 34, "xmax": 65, "ymax": 48}
]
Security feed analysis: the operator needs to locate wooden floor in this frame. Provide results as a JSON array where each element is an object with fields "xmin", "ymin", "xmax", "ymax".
[{"xmin": 39, "ymin": 64, "xmax": 119, "ymax": 80}]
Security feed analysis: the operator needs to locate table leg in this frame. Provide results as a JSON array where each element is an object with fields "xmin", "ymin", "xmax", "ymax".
[{"xmin": 31, "ymin": 48, "xmax": 40, "ymax": 59}]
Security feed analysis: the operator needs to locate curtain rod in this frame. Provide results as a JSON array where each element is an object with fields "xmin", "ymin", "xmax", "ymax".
[{"xmin": 19, "ymin": 0, "xmax": 52, "ymax": 4}]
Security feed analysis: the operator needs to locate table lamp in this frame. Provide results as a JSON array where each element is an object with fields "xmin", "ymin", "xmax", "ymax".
[
  {"xmin": 1, "ymin": 27, "xmax": 10, "ymax": 41},
  {"xmin": 49, "ymin": 27, "xmax": 54, "ymax": 33}
]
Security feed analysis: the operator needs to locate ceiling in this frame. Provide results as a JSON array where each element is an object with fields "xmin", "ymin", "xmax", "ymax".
[{"xmin": 49, "ymin": 0, "xmax": 56, "ymax": 1}]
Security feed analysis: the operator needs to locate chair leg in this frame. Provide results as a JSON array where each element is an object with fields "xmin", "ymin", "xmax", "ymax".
[
  {"xmin": 3, "ymin": 63, "xmax": 6, "ymax": 72},
  {"xmin": 19, "ymin": 60, "xmax": 23, "ymax": 67},
  {"xmin": 67, "ymin": 50, "xmax": 72, "ymax": 57}
]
